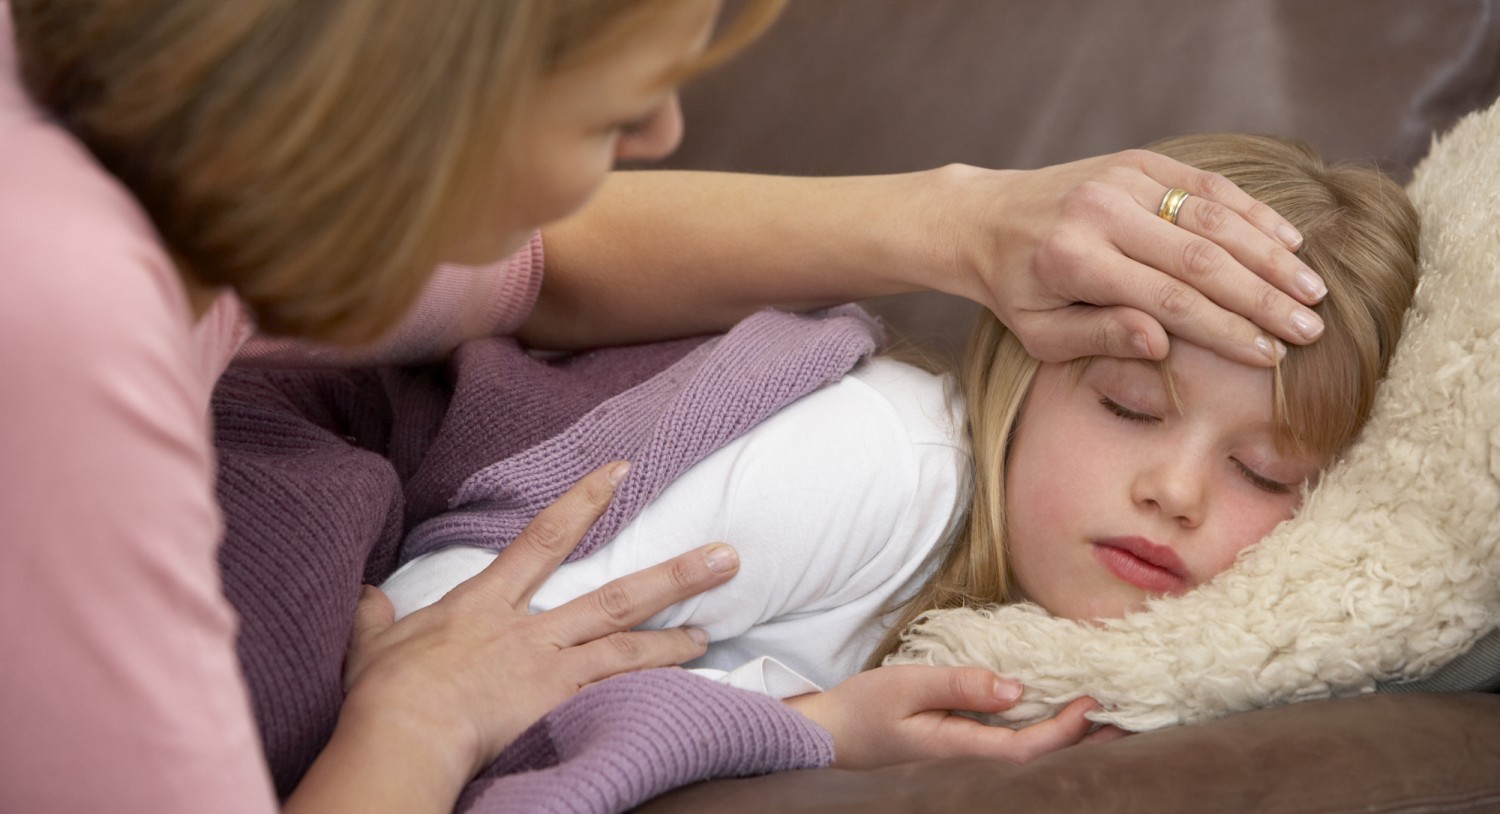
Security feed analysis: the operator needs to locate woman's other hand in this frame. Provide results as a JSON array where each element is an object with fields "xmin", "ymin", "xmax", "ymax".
[
  {"xmin": 338, "ymin": 461, "xmax": 739, "ymax": 784},
  {"xmin": 785, "ymin": 664, "xmax": 1113, "ymax": 769},
  {"xmin": 933, "ymin": 150, "xmax": 1327, "ymax": 367}
]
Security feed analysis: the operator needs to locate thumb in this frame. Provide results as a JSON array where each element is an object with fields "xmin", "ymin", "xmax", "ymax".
[
  {"xmin": 904, "ymin": 666, "xmax": 1025, "ymax": 715},
  {"xmin": 1015, "ymin": 305, "xmax": 1167, "ymax": 363},
  {"xmin": 346, "ymin": 584, "xmax": 395, "ymax": 684}
]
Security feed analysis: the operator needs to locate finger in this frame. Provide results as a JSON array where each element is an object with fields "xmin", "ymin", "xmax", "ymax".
[
  {"xmin": 1081, "ymin": 724, "xmax": 1132, "ymax": 745},
  {"xmin": 452, "ymin": 461, "xmax": 630, "ymax": 609},
  {"xmin": 1169, "ymin": 193, "xmax": 1327, "ymax": 307},
  {"xmin": 1123, "ymin": 211, "xmax": 1322, "ymax": 356},
  {"xmin": 345, "ymin": 584, "xmax": 395, "ymax": 688},
  {"xmin": 350, "ymin": 584, "xmax": 395, "ymax": 646},
  {"xmin": 1104, "ymin": 168, "xmax": 1325, "ymax": 345},
  {"xmin": 1011, "ymin": 304, "xmax": 1169, "ymax": 363},
  {"xmin": 1125, "ymin": 154, "xmax": 1329, "ymax": 342},
  {"xmin": 1053, "ymin": 237, "xmax": 1289, "ymax": 367},
  {"xmin": 1120, "ymin": 189, "xmax": 1326, "ymax": 343},
  {"xmin": 562, "ymin": 627, "xmax": 711, "ymax": 685},
  {"xmin": 547, "ymin": 543, "xmax": 739, "ymax": 646},
  {"xmin": 893, "ymin": 666, "xmax": 1025, "ymax": 715},
  {"xmin": 1002, "ymin": 697, "xmax": 1102, "ymax": 764},
  {"xmin": 1134, "ymin": 150, "xmax": 1308, "ymax": 254}
]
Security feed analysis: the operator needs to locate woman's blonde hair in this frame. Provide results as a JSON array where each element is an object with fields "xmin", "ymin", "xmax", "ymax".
[
  {"xmin": 869, "ymin": 132, "xmax": 1420, "ymax": 666},
  {"xmin": 12, "ymin": 0, "xmax": 784, "ymax": 343}
]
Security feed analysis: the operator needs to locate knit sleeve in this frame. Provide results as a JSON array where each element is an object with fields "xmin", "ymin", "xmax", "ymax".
[
  {"xmin": 232, "ymin": 231, "xmax": 546, "ymax": 368},
  {"xmin": 456, "ymin": 668, "xmax": 834, "ymax": 814}
]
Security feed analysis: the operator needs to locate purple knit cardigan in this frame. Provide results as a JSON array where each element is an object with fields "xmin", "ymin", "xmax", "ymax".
[{"xmin": 212, "ymin": 307, "xmax": 880, "ymax": 813}]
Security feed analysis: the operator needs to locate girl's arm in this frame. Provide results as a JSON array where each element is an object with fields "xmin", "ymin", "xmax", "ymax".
[
  {"xmin": 382, "ymin": 359, "xmax": 961, "ymax": 692},
  {"xmin": 785, "ymin": 667, "xmax": 1113, "ymax": 769},
  {"xmin": 523, "ymin": 160, "xmax": 1326, "ymax": 367},
  {"xmin": 532, "ymin": 360, "xmax": 961, "ymax": 687}
]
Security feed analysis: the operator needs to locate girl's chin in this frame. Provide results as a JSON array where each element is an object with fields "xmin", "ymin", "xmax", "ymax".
[{"xmin": 1029, "ymin": 591, "xmax": 1151, "ymax": 623}]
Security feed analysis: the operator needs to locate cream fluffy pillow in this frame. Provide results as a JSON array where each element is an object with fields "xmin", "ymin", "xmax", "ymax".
[{"xmin": 886, "ymin": 100, "xmax": 1500, "ymax": 731}]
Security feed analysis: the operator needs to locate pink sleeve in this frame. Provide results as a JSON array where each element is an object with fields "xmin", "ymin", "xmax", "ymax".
[
  {"xmin": 230, "ymin": 233, "xmax": 546, "ymax": 370},
  {"xmin": 0, "ymin": 24, "xmax": 278, "ymax": 811}
]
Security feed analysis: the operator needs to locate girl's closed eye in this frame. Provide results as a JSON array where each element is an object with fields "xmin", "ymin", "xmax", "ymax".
[
  {"xmin": 1231, "ymin": 458, "xmax": 1294, "ymax": 494},
  {"xmin": 1099, "ymin": 396, "xmax": 1159, "ymax": 424},
  {"xmin": 1097, "ymin": 388, "xmax": 1303, "ymax": 494}
]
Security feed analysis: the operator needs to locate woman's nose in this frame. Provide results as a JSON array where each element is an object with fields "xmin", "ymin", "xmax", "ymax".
[
  {"xmin": 614, "ymin": 95, "xmax": 685, "ymax": 162},
  {"xmin": 1131, "ymin": 452, "xmax": 1208, "ymax": 527}
]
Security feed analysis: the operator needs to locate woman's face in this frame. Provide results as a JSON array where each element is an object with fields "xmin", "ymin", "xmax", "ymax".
[{"xmin": 445, "ymin": 2, "xmax": 719, "ymax": 265}]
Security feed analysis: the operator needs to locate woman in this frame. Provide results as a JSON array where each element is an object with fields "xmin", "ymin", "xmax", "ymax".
[{"xmin": 0, "ymin": 1, "xmax": 1329, "ymax": 811}]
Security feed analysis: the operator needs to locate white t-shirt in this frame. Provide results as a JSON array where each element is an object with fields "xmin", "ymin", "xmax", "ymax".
[{"xmin": 380, "ymin": 357, "xmax": 969, "ymax": 694}]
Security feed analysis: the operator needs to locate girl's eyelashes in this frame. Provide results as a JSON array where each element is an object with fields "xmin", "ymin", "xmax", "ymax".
[
  {"xmin": 1099, "ymin": 396, "xmax": 1160, "ymax": 424},
  {"xmin": 1099, "ymin": 391, "xmax": 1298, "ymax": 494},
  {"xmin": 1232, "ymin": 458, "xmax": 1293, "ymax": 494}
]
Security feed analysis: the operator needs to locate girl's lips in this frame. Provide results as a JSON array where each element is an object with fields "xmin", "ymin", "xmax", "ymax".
[{"xmin": 1092, "ymin": 538, "xmax": 1191, "ymax": 594}]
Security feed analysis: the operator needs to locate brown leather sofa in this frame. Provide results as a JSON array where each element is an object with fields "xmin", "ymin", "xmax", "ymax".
[{"xmin": 637, "ymin": 2, "xmax": 1500, "ymax": 811}]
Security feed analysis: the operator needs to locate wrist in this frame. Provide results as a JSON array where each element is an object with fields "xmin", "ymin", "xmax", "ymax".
[
  {"xmin": 283, "ymin": 697, "xmax": 473, "ymax": 814},
  {"xmin": 340, "ymin": 682, "xmax": 481, "ymax": 788},
  {"xmin": 896, "ymin": 163, "xmax": 1019, "ymax": 306},
  {"xmin": 783, "ymin": 691, "xmax": 844, "ymax": 766}
]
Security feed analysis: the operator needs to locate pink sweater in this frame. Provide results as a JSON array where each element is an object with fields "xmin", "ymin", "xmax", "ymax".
[{"xmin": 0, "ymin": 7, "xmax": 544, "ymax": 811}]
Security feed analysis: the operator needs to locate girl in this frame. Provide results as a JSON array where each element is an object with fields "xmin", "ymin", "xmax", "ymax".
[{"xmin": 382, "ymin": 132, "xmax": 1420, "ymax": 766}]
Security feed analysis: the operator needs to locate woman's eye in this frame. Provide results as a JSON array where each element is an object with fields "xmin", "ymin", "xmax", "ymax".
[
  {"xmin": 1099, "ymin": 396, "xmax": 1160, "ymax": 424},
  {"xmin": 616, "ymin": 110, "xmax": 657, "ymax": 136},
  {"xmin": 1232, "ymin": 459, "xmax": 1293, "ymax": 494}
]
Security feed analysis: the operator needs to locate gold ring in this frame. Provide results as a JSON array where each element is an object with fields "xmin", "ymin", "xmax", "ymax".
[{"xmin": 1157, "ymin": 188, "xmax": 1191, "ymax": 225}]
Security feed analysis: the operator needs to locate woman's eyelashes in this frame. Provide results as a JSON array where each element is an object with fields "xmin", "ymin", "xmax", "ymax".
[
  {"xmin": 617, "ymin": 114, "xmax": 652, "ymax": 136},
  {"xmin": 614, "ymin": 105, "xmax": 663, "ymax": 136}
]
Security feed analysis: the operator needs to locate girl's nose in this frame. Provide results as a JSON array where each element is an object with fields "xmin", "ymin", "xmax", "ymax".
[
  {"xmin": 613, "ymin": 94, "xmax": 685, "ymax": 162},
  {"xmin": 1131, "ymin": 452, "xmax": 1208, "ymax": 527}
]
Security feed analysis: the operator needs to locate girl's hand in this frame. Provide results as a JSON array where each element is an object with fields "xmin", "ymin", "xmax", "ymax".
[
  {"xmin": 785, "ymin": 664, "xmax": 1107, "ymax": 769},
  {"xmin": 929, "ymin": 150, "xmax": 1327, "ymax": 367},
  {"xmin": 337, "ymin": 462, "xmax": 740, "ymax": 784}
]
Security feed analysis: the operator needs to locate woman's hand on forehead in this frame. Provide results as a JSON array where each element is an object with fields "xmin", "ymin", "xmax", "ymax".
[{"xmin": 933, "ymin": 151, "xmax": 1326, "ymax": 368}]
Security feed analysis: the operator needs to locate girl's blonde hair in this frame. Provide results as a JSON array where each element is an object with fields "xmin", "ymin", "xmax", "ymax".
[
  {"xmin": 869, "ymin": 132, "xmax": 1420, "ymax": 667},
  {"xmin": 12, "ymin": 0, "xmax": 784, "ymax": 343}
]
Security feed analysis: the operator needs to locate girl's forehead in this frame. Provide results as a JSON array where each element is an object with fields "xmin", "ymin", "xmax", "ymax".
[
  {"xmin": 1083, "ymin": 342, "xmax": 1278, "ymax": 424},
  {"xmin": 1093, "ymin": 340, "xmax": 1266, "ymax": 388}
]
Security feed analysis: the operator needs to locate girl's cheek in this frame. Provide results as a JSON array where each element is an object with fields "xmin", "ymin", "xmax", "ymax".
[{"xmin": 1216, "ymin": 494, "xmax": 1300, "ymax": 566}]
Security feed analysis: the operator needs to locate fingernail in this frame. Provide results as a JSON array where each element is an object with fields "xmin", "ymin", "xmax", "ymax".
[
  {"xmin": 607, "ymin": 461, "xmax": 631, "ymax": 487},
  {"xmin": 1255, "ymin": 334, "xmax": 1286, "ymax": 362},
  {"xmin": 704, "ymin": 544, "xmax": 738, "ymax": 573},
  {"xmin": 1131, "ymin": 332, "xmax": 1152, "ymax": 359},
  {"xmin": 1276, "ymin": 223, "xmax": 1303, "ymax": 250},
  {"xmin": 1290, "ymin": 309, "xmax": 1323, "ymax": 341},
  {"xmin": 686, "ymin": 627, "xmax": 708, "ymax": 646},
  {"xmin": 1296, "ymin": 269, "xmax": 1327, "ymax": 302},
  {"xmin": 995, "ymin": 679, "xmax": 1023, "ymax": 703}
]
